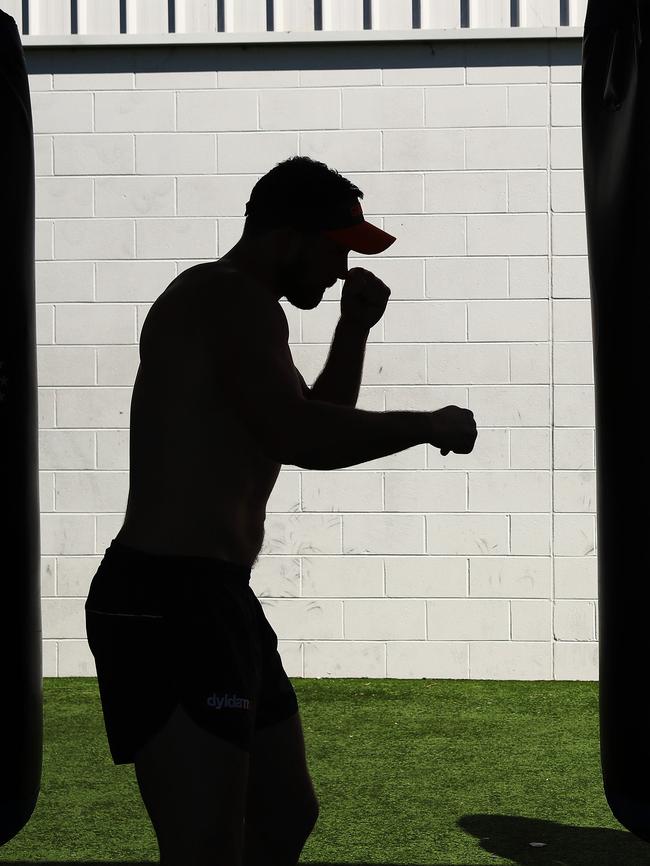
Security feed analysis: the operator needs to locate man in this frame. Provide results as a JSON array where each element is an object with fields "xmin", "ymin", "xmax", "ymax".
[{"xmin": 85, "ymin": 157, "xmax": 477, "ymax": 865}]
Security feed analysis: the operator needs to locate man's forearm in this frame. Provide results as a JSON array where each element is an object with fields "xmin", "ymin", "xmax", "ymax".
[{"xmin": 310, "ymin": 317, "xmax": 370, "ymax": 408}]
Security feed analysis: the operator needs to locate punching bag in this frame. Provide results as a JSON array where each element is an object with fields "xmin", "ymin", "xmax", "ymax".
[
  {"xmin": 582, "ymin": 0, "xmax": 650, "ymax": 843},
  {"xmin": 0, "ymin": 10, "xmax": 43, "ymax": 846}
]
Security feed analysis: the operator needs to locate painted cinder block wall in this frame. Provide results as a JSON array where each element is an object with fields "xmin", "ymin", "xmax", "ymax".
[{"xmin": 26, "ymin": 29, "xmax": 596, "ymax": 683}]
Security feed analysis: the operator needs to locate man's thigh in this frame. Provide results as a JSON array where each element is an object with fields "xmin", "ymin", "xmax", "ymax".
[
  {"xmin": 246, "ymin": 709, "xmax": 320, "ymax": 834},
  {"xmin": 134, "ymin": 702, "xmax": 250, "ymax": 857}
]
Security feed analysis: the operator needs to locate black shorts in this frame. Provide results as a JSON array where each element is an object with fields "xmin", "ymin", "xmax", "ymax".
[{"xmin": 84, "ymin": 538, "xmax": 299, "ymax": 764}]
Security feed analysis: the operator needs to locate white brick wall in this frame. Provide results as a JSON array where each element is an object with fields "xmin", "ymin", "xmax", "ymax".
[{"xmin": 31, "ymin": 33, "xmax": 597, "ymax": 683}]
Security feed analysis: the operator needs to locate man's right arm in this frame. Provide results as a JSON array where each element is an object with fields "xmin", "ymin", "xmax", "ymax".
[
  {"xmin": 197, "ymin": 271, "xmax": 434, "ymax": 471},
  {"xmin": 287, "ymin": 399, "xmax": 433, "ymax": 470}
]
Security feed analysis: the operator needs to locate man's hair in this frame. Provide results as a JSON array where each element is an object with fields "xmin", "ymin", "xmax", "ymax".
[{"xmin": 242, "ymin": 155, "xmax": 363, "ymax": 239}]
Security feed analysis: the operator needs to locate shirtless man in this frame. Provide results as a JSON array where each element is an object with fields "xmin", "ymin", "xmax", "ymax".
[
  {"xmin": 85, "ymin": 175, "xmax": 477, "ymax": 865},
  {"xmin": 115, "ymin": 205, "xmax": 404, "ymax": 569}
]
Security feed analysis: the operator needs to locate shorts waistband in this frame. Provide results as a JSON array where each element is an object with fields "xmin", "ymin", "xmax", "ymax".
[
  {"xmin": 104, "ymin": 538, "xmax": 252, "ymax": 583},
  {"xmin": 85, "ymin": 538, "xmax": 254, "ymax": 618}
]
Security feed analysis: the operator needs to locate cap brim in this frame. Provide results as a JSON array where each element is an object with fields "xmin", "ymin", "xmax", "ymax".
[{"xmin": 324, "ymin": 221, "xmax": 396, "ymax": 255}]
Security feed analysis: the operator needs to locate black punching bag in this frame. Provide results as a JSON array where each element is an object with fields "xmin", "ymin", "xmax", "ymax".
[
  {"xmin": 0, "ymin": 10, "xmax": 43, "ymax": 846},
  {"xmin": 582, "ymin": 0, "xmax": 650, "ymax": 843}
]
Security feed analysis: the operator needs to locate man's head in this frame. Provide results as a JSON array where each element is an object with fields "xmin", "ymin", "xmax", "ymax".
[{"xmin": 221, "ymin": 156, "xmax": 363, "ymax": 310}]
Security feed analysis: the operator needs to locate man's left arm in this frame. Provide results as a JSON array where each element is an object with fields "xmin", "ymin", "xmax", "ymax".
[
  {"xmin": 307, "ymin": 317, "xmax": 370, "ymax": 408},
  {"xmin": 297, "ymin": 267, "xmax": 390, "ymax": 409}
]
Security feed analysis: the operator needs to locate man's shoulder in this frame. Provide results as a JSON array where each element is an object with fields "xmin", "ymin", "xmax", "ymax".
[
  {"xmin": 176, "ymin": 260, "xmax": 245, "ymax": 298},
  {"xmin": 180, "ymin": 262, "xmax": 288, "ymax": 342},
  {"xmin": 181, "ymin": 261, "xmax": 272, "ymax": 306}
]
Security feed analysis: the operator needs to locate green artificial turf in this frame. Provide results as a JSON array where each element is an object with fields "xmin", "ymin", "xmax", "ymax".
[{"xmin": 1, "ymin": 676, "xmax": 646, "ymax": 865}]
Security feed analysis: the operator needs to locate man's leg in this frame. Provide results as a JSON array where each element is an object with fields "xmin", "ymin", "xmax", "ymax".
[
  {"xmin": 242, "ymin": 711, "xmax": 319, "ymax": 866},
  {"xmin": 134, "ymin": 703, "xmax": 250, "ymax": 865}
]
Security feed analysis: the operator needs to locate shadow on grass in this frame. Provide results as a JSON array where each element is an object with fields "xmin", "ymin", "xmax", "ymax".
[{"xmin": 2, "ymin": 814, "xmax": 650, "ymax": 866}]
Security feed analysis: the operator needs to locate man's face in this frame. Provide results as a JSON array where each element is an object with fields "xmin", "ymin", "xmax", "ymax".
[{"xmin": 279, "ymin": 230, "xmax": 351, "ymax": 310}]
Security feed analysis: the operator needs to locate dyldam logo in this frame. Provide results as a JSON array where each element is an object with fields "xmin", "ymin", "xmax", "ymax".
[{"xmin": 206, "ymin": 692, "xmax": 251, "ymax": 710}]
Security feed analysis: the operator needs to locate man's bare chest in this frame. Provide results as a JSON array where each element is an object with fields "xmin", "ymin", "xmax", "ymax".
[{"xmin": 133, "ymin": 273, "xmax": 282, "ymax": 495}]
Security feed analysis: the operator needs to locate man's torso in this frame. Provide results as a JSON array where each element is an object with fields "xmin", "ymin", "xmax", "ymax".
[{"xmin": 115, "ymin": 261, "xmax": 303, "ymax": 570}]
